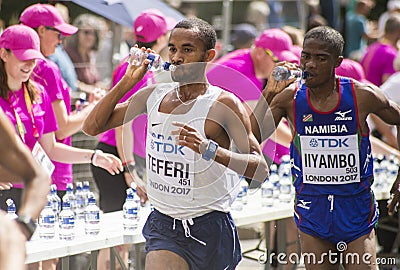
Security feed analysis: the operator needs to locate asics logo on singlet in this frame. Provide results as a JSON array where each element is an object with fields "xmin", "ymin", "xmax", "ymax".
[
  {"xmin": 334, "ymin": 110, "xmax": 352, "ymax": 121},
  {"xmin": 297, "ymin": 200, "xmax": 311, "ymax": 210}
]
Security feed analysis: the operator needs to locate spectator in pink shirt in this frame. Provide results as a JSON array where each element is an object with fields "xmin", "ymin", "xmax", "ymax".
[
  {"xmin": 361, "ymin": 14, "xmax": 400, "ymax": 86},
  {"xmin": 0, "ymin": 24, "xmax": 122, "ymax": 210}
]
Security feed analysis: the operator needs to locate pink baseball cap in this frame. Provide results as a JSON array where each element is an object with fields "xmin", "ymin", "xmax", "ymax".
[
  {"xmin": 20, "ymin": 4, "xmax": 78, "ymax": 36},
  {"xmin": 165, "ymin": 17, "xmax": 177, "ymax": 31},
  {"xmin": 0, "ymin": 24, "xmax": 44, "ymax": 61},
  {"xmin": 143, "ymin": 9, "xmax": 177, "ymax": 30},
  {"xmin": 336, "ymin": 58, "xmax": 370, "ymax": 83},
  {"xmin": 254, "ymin": 28, "xmax": 299, "ymax": 64},
  {"xmin": 134, "ymin": 9, "xmax": 168, "ymax": 43}
]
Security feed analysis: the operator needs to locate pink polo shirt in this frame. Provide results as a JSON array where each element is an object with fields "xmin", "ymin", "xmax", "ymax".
[
  {"xmin": 0, "ymin": 81, "xmax": 58, "ymax": 187},
  {"xmin": 34, "ymin": 58, "xmax": 72, "ymax": 190}
]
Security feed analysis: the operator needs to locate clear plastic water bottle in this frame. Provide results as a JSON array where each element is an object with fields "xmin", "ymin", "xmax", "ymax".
[
  {"xmin": 75, "ymin": 182, "xmax": 85, "ymax": 221},
  {"xmin": 231, "ymin": 193, "xmax": 244, "ymax": 211},
  {"xmin": 49, "ymin": 184, "xmax": 61, "ymax": 219},
  {"xmin": 59, "ymin": 200, "xmax": 75, "ymax": 240},
  {"xmin": 5, "ymin": 198, "xmax": 18, "ymax": 219},
  {"xmin": 39, "ymin": 200, "xmax": 56, "ymax": 239},
  {"xmin": 239, "ymin": 176, "xmax": 249, "ymax": 205},
  {"xmin": 128, "ymin": 47, "xmax": 176, "ymax": 71},
  {"xmin": 272, "ymin": 66, "xmax": 304, "ymax": 81},
  {"xmin": 278, "ymin": 155, "xmax": 291, "ymax": 177},
  {"xmin": 84, "ymin": 192, "xmax": 100, "ymax": 235},
  {"xmin": 62, "ymin": 183, "xmax": 76, "ymax": 213},
  {"xmin": 123, "ymin": 186, "xmax": 140, "ymax": 233},
  {"xmin": 261, "ymin": 179, "xmax": 274, "ymax": 207},
  {"xmin": 388, "ymin": 155, "xmax": 399, "ymax": 188},
  {"xmin": 82, "ymin": 181, "xmax": 91, "ymax": 206},
  {"xmin": 372, "ymin": 157, "xmax": 382, "ymax": 191},
  {"xmin": 279, "ymin": 171, "xmax": 292, "ymax": 203},
  {"xmin": 75, "ymin": 92, "xmax": 87, "ymax": 112},
  {"xmin": 269, "ymin": 164, "xmax": 280, "ymax": 199}
]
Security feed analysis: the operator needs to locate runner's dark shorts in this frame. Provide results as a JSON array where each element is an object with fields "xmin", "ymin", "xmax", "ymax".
[{"xmin": 142, "ymin": 209, "xmax": 242, "ymax": 270}]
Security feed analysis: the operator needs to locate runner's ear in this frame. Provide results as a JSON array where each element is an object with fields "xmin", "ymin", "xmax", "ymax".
[
  {"xmin": 205, "ymin": 49, "xmax": 216, "ymax": 62},
  {"xmin": 335, "ymin": 56, "xmax": 344, "ymax": 68}
]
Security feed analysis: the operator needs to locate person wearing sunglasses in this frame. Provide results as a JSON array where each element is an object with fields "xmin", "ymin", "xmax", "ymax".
[{"xmin": 64, "ymin": 13, "xmax": 104, "ymax": 89}]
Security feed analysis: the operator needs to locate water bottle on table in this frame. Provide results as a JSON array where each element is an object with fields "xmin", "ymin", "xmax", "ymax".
[
  {"xmin": 239, "ymin": 176, "xmax": 249, "ymax": 205},
  {"xmin": 49, "ymin": 184, "xmax": 61, "ymax": 218},
  {"xmin": 59, "ymin": 200, "xmax": 75, "ymax": 240},
  {"xmin": 279, "ymin": 171, "xmax": 292, "ymax": 203},
  {"xmin": 84, "ymin": 192, "xmax": 100, "ymax": 235},
  {"xmin": 128, "ymin": 47, "xmax": 176, "ymax": 71},
  {"xmin": 269, "ymin": 164, "xmax": 281, "ymax": 199},
  {"xmin": 5, "ymin": 198, "xmax": 17, "ymax": 219},
  {"xmin": 82, "ymin": 181, "xmax": 91, "ymax": 205},
  {"xmin": 261, "ymin": 179, "xmax": 274, "ymax": 207},
  {"xmin": 62, "ymin": 183, "xmax": 76, "ymax": 213},
  {"xmin": 39, "ymin": 199, "xmax": 56, "ymax": 239},
  {"xmin": 75, "ymin": 181, "xmax": 85, "ymax": 220},
  {"xmin": 75, "ymin": 92, "xmax": 87, "ymax": 112},
  {"xmin": 123, "ymin": 184, "xmax": 140, "ymax": 233}
]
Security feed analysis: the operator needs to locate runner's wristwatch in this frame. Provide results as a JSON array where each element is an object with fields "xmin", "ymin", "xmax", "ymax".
[
  {"xmin": 202, "ymin": 140, "xmax": 218, "ymax": 161},
  {"xmin": 15, "ymin": 214, "xmax": 36, "ymax": 240}
]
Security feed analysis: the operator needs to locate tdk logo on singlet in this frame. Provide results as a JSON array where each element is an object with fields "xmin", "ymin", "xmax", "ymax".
[
  {"xmin": 150, "ymin": 132, "xmax": 185, "ymax": 155},
  {"xmin": 309, "ymin": 138, "xmax": 349, "ymax": 148},
  {"xmin": 334, "ymin": 110, "xmax": 352, "ymax": 121}
]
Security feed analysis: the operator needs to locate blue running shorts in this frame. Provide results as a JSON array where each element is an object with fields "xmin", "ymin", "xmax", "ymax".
[
  {"xmin": 142, "ymin": 209, "xmax": 242, "ymax": 270},
  {"xmin": 294, "ymin": 190, "xmax": 378, "ymax": 244}
]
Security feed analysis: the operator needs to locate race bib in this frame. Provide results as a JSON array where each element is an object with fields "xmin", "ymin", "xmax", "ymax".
[
  {"xmin": 146, "ymin": 128, "xmax": 195, "ymax": 201},
  {"xmin": 300, "ymin": 134, "xmax": 360, "ymax": 184}
]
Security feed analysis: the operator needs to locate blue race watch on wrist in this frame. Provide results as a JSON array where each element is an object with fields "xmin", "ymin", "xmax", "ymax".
[{"xmin": 202, "ymin": 140, "xmax": 218, "ymax": 161}]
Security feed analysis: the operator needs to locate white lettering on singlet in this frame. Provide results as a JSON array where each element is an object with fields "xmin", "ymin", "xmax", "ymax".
[{"xmin": 304, "ymin": 125, "xmax": 348, "ymax": 135}]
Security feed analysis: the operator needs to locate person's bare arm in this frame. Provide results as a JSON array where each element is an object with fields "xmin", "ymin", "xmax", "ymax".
[
  {"xmin": 39, "ymin": 132, "xmax": 122, "ymax": 175},
  {"xmin": 0, "ymin": 211, "xmax": 26, "ymax": 269},
  {"xmin": 216, "ymin": 93, "xmax": 270, "ymax": 182},
  {"xmin": 368, "ymin": 114, "xmax": 398, "ymax": 148},
  {"xmin": 82, "ymin": 53, "xmax": 151, "ymax": 136},
  {"xmin": 358, "ymin": 83, "xmax": 400, "ymax": 215},
  {"xmin": 173, "ymin": 92, "xmax": 269, "ymax": 182},
  {"xmin": 250, "ymin": 62, "xmax": 297, "ymax": 143},
  {"xmin": 370, "ymin": 136, "xmax": 400, "ymax": 160}
]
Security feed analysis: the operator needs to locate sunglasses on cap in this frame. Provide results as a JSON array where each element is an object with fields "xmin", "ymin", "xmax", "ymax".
[{"xmin": 265, "ymin": 49, "xmax": 279, "ymax": 63}]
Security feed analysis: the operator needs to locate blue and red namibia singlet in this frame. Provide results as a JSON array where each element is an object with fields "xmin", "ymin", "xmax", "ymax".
[{"xmin": 290, "ymin": 77, "xmax": 374, "ymax": 196}]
